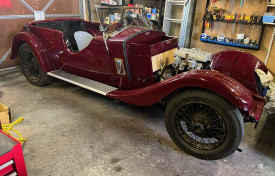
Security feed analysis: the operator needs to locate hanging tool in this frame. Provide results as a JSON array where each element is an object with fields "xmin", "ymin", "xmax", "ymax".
[
  {"xmin": 256, "ymin": 15, "xmax": 263, "ymax": 39},
  {"xmin": 231, "ymin": 13, "xmax": 238, "ymax": 34},
  {"xmin": 249, "ymin": 14, "xmax": 256, "ymax": 36},
  {"xmin": 219, "ymin": 9, "xmax": 224, "ymax": 20},
  {"xmin": 228, "ymin": 0, "xmax": 236, "ymax": 13},
  {"xmin": 239, "ymin": 14, "xmax": 246, "ymax": 33},
  {"xmin": 240, "ymin": 0, "xmax": 245, "ymax": 7},
  {"xmin": 213, "ymin": 7, "xmax": 218, "ymax": 20}
]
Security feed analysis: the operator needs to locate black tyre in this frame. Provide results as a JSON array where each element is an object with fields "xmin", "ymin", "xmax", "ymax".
[
  {"xmin": 19, "ymin": 43, "xmax": 49, "ymax": 87},
  {"xmin": 165, "ymin": 90, "xmax": 244, "ymax": 160}
]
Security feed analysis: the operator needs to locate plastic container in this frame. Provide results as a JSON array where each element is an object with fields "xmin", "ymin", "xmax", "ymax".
[
  {"xmin": 217, "ymin": 34, "xmax": 225, "ymax": 42},
  {"xmin": 237, "ymin": 34, "xmax": 245, "ymax": 40},
  {"xmin": 263, "ymin": 15, "xmax": 275, "ymax": 23}
]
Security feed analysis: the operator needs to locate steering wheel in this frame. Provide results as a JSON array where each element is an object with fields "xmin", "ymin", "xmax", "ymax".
[{"xmin": 104, "ymin": 23, "xmax": 123, "ymax": 34}]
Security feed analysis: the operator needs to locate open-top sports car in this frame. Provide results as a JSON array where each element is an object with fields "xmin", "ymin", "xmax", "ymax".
[{"xmin": 10, "ymin": 7, "xmax": 269, "ymax": 160}]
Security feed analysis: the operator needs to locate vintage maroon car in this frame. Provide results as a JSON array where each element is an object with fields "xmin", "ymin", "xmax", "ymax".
[{"xmin": 10, "ymin": 8, "xmax": 268, "ymax": 160}]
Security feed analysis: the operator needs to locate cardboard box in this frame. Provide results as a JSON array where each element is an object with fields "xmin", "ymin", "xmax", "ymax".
[{"xmin": 0, "ymin": 103, "xmax": 11, "ymax": 125}]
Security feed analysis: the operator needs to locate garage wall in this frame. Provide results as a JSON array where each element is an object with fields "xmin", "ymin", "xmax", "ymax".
[
  {"xmin": 0, "ymin": 0, "xmax": 80, "ymax": 69},
  {"xmin": 189, "ymin": 0, "xmax": 275, "ymax": 75},
  {"xmin": 2, "ymin": 0, "xmax": 274, "ymax": 75}
]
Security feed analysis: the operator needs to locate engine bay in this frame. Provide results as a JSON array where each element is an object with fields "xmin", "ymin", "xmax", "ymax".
[{"xmin": 154, "ymin": 48, "xmax": 213, "ymax": 82}]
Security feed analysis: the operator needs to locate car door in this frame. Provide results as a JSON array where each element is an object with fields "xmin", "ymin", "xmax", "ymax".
[{"xmin": 58, "ymin": 35, "xmax": 116, "ymax": 85}]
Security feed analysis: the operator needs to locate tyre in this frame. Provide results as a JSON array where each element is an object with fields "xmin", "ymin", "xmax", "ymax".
[
  {"xmin": 19, "ymin": 43, "xmax": 49, "ymax": 87},
  {"xmin": 165, "ymin": 90, "xmax": 244, "ymax": 160}
]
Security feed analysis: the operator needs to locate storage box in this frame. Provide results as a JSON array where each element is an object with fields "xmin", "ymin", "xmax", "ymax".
[
  {"xmin": 0, "ymin": 130, "xmax": 27, "ymax": 175},
  {"xmin": 0, "ymin": 103, "xmax": 11, "ymax": 125},
  {"xmin": 263, "ymin": 15, "xmax": 275, "ymax": 23}
]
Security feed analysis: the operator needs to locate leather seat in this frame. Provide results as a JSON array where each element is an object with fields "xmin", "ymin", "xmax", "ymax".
[
  {"xmin": 35, "ymin": 20, "xmax": 87, "ymax": 52},
  {"xmin": 74, "ymin": 31, "xmax": 94, "ymax": 51}
]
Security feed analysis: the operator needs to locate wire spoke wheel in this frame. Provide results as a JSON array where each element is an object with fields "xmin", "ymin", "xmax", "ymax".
[
  {"xmin": 19, "ymin": 43, "xmax": 49, "ymax": 87},
  {"xmin": 21, "ymin": 50, "xmax": 40, "ymax": 81},
  {"xmin": 176, "ymin": 103, "xmax": 228, "ymax": 150},
  {"xmin": 165, "ymin": 90, "xmax": 244, "ymax": 160}
]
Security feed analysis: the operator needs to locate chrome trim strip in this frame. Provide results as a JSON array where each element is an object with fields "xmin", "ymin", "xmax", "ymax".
[{"xmin": 47, "ymin": 70, "xmax": 117, "ymax": 96}]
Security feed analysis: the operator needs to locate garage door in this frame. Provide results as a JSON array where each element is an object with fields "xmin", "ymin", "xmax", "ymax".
[{"xmin": 0, "ymin": 0, "xmax": 83, "ymax": 69}]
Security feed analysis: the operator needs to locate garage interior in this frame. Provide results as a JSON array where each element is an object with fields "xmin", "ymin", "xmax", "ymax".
[{"xmin": 0, "ymin": 0, "xmax": 275, "ymax": 175}]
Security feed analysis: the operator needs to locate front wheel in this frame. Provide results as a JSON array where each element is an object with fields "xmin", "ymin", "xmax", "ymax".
[
  {"xmin": 165, "ymin": 90, "xmax": 244, "ymax": 160},
  {"xmin": 19, "ymin": 43, "xmax": 49, "ymax": 87}
]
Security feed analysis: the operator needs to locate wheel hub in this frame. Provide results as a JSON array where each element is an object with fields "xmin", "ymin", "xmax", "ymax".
[
  {"xmin": 176, "ymin": 103, "xmax": 228, "ymax": 150},
  {"xmin": 22, "ymin": 50, "xmax": 39, "ymax": 81}
]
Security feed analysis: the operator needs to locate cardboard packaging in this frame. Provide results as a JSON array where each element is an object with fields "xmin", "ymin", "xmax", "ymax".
[{"xmin": 0, "ymin": 103, "xmax": 11, "ymax": 125}]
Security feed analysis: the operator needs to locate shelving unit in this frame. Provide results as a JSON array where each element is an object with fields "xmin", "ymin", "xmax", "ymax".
[
  {"xmin": 101, "ymin": 0, "xmax": 126, "ymax": 6},
  {"xmin": 263, "ymin": 22, "xmax": 275, "ymax": 25},
  {"xmin": 101, "ymin": 0, "xmax": 165, "ymax": 30},
  {"xmin": 101, "ymin": 3, "xmax": 124, "ymax": 7},
  {"xmin": 200, "ymin": 0, "xmax": 265, "ymax": 50},
  {"xmin": 129, "ymin": 0, "xmax": 165, "ymax": 30},
  {"xmin": 151, "ymin": 0, "xmax": 165, "ymax": 30}
]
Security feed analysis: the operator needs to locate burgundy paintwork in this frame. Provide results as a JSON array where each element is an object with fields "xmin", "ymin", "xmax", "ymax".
[
  {"xmin": 10, "ymin": 18, "xmax": 269, "ymax": 122},
  {"xmin": 107, "ymin": 70, "xmax": 253, "ymax": 111},
  {"xmin": 212, "ymin": 50, "xmax": 268, "ymax": 94}
]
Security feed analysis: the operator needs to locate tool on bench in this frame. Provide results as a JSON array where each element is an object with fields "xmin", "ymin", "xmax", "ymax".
[
  {"xmin": 228, "ymin": 0, "xmax": 236, "ymax": 13},
  {"xmin": 231, "ymin": 13, "xmax": 239, "ymax": 34}
]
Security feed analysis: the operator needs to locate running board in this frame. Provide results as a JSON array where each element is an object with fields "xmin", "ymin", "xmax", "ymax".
[{"xmin": 47, "ymin": 70, "xmax": 117, "ymax": 96}]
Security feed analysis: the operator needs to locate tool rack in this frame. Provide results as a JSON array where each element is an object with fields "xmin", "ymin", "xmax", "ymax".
[{"xmin": 200, "ymin": 0, "xmax": 265, "ymax": 50}]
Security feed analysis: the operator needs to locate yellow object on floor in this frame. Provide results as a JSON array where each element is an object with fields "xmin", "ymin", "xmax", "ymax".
[{"xmin": 1, "ymin": 117, "xmax": 27, "ymax": 146}]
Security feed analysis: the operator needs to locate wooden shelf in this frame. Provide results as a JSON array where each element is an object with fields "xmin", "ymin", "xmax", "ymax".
[
  {"xmin": 101, "ymin": 3, "xmax": 124, "ymax": 7},
  {"xmin": 263, "ymin": 22, "xmax": 275, "ymax": 26},
  {"xmin": 214, "ymin": 19, "xmax": 263, "ymax": 25}
]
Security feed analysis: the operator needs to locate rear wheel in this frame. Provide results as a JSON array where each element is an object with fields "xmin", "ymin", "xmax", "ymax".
[
  {"xmin": 19, "ymin": 43, "xmax": 49, "ymax": 86},
  {"xmin": 165, "ymin": 90, "xmax": 244, "ymax": 160}
]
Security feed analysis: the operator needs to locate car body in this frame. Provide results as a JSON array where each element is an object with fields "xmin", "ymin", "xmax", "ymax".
[{"xmin": 10, "ymin": 13, "xmax": 268, "ymax": 159}]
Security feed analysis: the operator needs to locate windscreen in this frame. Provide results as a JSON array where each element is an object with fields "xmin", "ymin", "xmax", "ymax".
[{"xmin": 97, "ymin": 7, "xmax": 152, "ymax": 34}]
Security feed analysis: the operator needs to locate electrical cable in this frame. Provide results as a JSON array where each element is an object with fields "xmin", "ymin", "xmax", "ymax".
[{"xmin": 1, "ymin": 117, "xmax": 27, "ymax": 146}]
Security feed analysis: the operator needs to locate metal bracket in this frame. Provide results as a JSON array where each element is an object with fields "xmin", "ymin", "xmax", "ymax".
[{"xmin": 19, "ymin": 0, "xmax": 35, "ymax": 13}]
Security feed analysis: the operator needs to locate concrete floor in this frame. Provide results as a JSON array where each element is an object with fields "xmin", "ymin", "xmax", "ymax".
[{"xmin": 0, "ymin": 68, "xmax": 275, "ymax": 176}]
